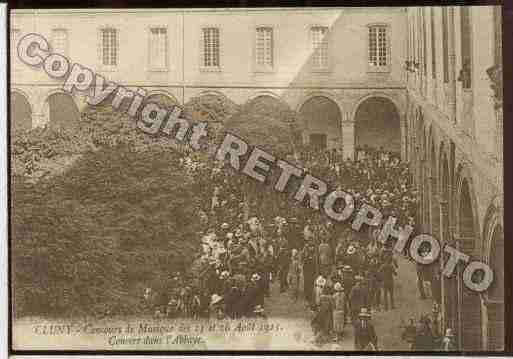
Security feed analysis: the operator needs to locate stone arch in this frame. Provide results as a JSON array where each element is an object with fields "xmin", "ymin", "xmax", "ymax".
[
  {"xmin": 353, "ymin": 95, "xmax": 401, "ymax": 154},
  {"xmin": 43, "ymin": 90, "xmax": 80, "ymax": 131},
  {"xmin": 298, "ymin": 95, "xmax": 343, "ymax": 151},
  {"xmin": 145, "ymin": 90, "xmax": 179, "ymax": 110},
  {"xmin": 295, "ymin": 91, "xmax": 343, "ymax": 114},
  {"xmin": 247, "ymin": 91, "xmax": 288, "ymax": 108},
  {"xmin": 184, "ymin": 90, "xmax": 236, "ymax": 127},
  {"xmin": 455, "ymin": 163, "xmax": 482, "ymax": 350},
  {"xmin": 196, "ymin": 89, "xmax": 231, "ymax": 102},
  {"xmin": 350, "ymin": 92, "xmax": 402, "ymax": 122},
  {"xmin": 10, "ymin": 89, "xmax": 32, "ymax": 133},
  {"xmin": 481, "ymin": 199, "xmax": 504, "ymax": 350}
]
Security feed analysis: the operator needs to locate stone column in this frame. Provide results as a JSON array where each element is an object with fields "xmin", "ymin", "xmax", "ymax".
[
  {"xmin": 400, "ymin": 112, "xmax": 407, "ymax": 161},
  {"xmin": 341, "ymin": 118, "xmax": 355, "ymax": 161}
]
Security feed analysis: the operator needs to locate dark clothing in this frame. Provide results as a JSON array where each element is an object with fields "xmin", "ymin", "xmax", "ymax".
[
  {"xmin": 349, "ymin": 284, "xmax": 369, "ymax": 320},
  {"xmin": 354, "ymin": 320, "xmax": 378, "ymax": 350}
]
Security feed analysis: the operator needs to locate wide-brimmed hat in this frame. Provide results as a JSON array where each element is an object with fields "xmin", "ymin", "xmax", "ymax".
[
  {"xmin": 347, "ymin": 246, "xmax": 356, "ymax": 255},
  {"xmin": 253, "ymin": 305, "xmax": 265, "ymax": 313},
  {"xmin": 221, "ymin": 223, "xmax": 230, "ymax": 229},
  {"xmin": 359, "ymin": 308, "xmax": 372, "ymax": 317},
  {"xmin": 210, "ymin": 294, "xmax": 223, "ymax": 305},
  {"xmin": 343, "ymin": 265, "xmax": 353, "ymax": 272},
  {"xmin": 334, "ymin": 282, "xmax": 343, "ymax": 291}
]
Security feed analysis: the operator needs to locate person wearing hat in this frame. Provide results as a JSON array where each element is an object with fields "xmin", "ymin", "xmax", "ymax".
[
  {"xmin": 301, "ymin": 241, "xmax": 318, "ymax": 305},
  {"xmin": 349, "ymin": 275, "xmax": 369, "ymax": 324},
  {"xmin": 378, "ymin": 255, "xmax": 397, "ymax": 311},
  {"xmin": 354, "ymin": 308, "xmax": 378, "ymax": 350},
  {"xmin": 253, "ymin": 304, "xmax": 267, "ymax": 319},
  {"xmin": 210, "ymin": 293, "xmax": 225, "ymax": 320},
  {"xmin": 440, "ymin": 328, "xmax": 457, "ymax": 351},
  {"xmin": 332, "ymin": 282, "xmax": 346, "ymax": 341}
]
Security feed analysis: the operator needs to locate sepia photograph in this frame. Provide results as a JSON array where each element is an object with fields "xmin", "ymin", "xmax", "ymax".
[{"xmin": 9, "ymin": 5, "xmax": 504, "ymax": 352}]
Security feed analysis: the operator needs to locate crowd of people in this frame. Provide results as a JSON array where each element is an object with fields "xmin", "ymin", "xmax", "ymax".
[{"xmin": 141, "ymin": 144, "xmax": 453, "ymax": 350}]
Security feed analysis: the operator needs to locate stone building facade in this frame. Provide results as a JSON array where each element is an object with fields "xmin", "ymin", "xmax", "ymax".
[
  {"xmin": 10, "ymin": 6, "xmax": 503, "ymax": 350},
  {"xmin": 10, "ymin": 7, "xmax": 407, "ymax": 159},
  {"xmin": 404, "ymin": 6, "xmax": 503, "ymax": 351}
]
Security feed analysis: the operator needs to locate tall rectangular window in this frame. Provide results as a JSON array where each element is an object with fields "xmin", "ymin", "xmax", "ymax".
[
  {"xmin": 255, "ymin": 27, "xmax": 273, "ymax": 69},
  {"xmin": 52, "ymin": 29, "xmax": 68, "ymax": 56},
  {"xmin": 460, "ymin": 7, "xmax": 472, "ymax": 89},
  {"xmin": 368, "ymin": 25, "xmax": 388, "ymax": 68},
  {"xmin": 149, "ymin": 27, "xmax": 168, "ymax": 70},
  {"xmin": 311, "ymin": 26, "xmax": 329, "ymax": 70},
  {"xmin": 101, "ymin": 28, "xmax": 118, "ymax": 66},
  {"xmin": 202, "ymin": 27, "xmax": 220, "ymax": 68},
  {"xmin": 431, "ymin": 8, "xmax": 436, "ymax": 79},
  {"xmin": 442, "ymin": 7, "xmax": 449, "ymax": 83}
]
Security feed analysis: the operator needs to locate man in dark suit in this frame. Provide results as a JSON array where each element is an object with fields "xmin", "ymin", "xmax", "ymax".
[{"xmin": 354, "ymin": 308, "xmax": 378, "ymax": 350}]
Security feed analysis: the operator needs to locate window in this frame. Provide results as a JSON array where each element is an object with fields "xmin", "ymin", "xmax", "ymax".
[
  {"xmin": 431, "ymin": 8, "xmax": 436, "ymax": 79},
  {"xmin": 459, "ymin": 7, "xmax": 472, "ymax": 89},
  {"xmin": 368, "ymin": 25, "xmax": 388, "ymax": 70},
  {"xmin": 442, "ymin": 7, "xmax": 449, "ymax": 83},
  {"xmin": 311, "ymin": 26, "xmax": 329, "ymax": 70},
  {"xmin": 101, "ymin": 28, "xmax": 118, "ymax": 67},
  {"xmin": 255, "ymin": 27, "xmax": 273, "ymax": 69},
  {"xmin": 149, "ymin": 27, "xmax": 168, "ymax": 70},
  {"xmin": 52, "ymin": 29, "xmax": 68, "ymax": 56},
  {"xmin": 202, "ymin": 27, "xmax": 220, "ymax": 68}
]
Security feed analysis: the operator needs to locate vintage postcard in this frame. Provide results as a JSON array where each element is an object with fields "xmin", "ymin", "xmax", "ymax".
[{"xmin": 9, "ymin": 5, "xmax": 504, "ymax": 352}]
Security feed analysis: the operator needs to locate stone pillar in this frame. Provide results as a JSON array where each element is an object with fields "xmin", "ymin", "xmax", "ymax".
[
  {"xmin": 32, "ymin": 98, "xmax": 49, "ymax": 128},
  {"xmin": 341, "ymin": 118, "xmax": 355, "ymax": 161},
  {"xmin": 400, "ymin": 112, "xmax": 407, "ymax": 161}
]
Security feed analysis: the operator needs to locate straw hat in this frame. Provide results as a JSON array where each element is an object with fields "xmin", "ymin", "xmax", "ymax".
[
  {"xmin": 210, "ymin": 294, "xmax": 223, "ymax": 305},
  {"xmin": 253, "ymin": 305, "xmax": 265, "ymax": 313},
  {"xmin": 221, "ymin": 223, "xmax": 229, "ymax": 229},
  {"xmin": 347, "ymin": 246, "xmax": 356, "ymax": 255},
  {"xmin": 445, "ymin": 328, "xmax": 454, "ymax": 337},
  {"xmin": 334, "ymin": 282, "xmax": 343, "ymax": 292},
  {"xmin": 343, "ymin": 265, "xmax": 353, "ymax": 272}
]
